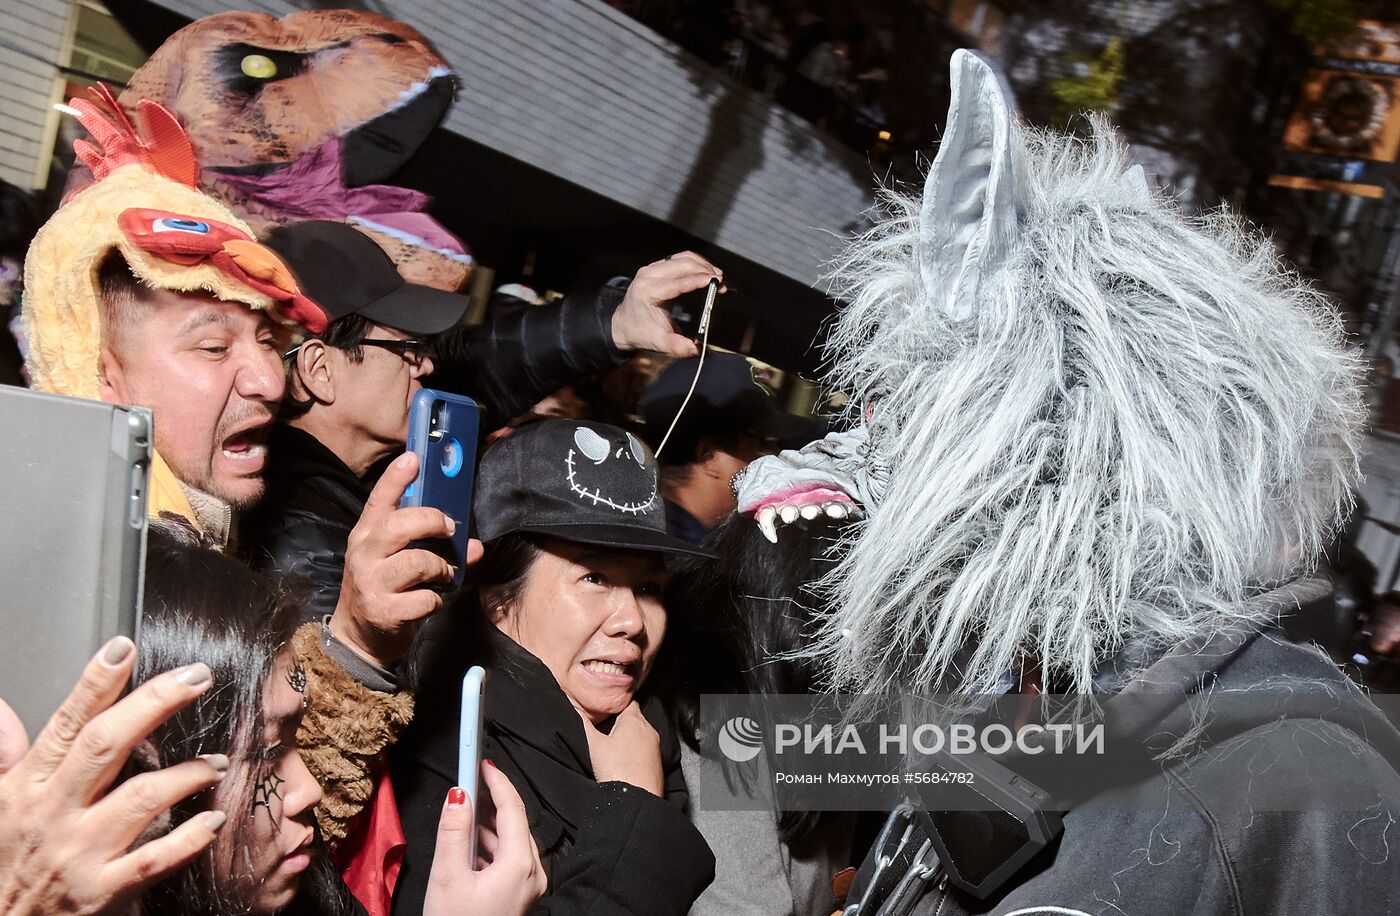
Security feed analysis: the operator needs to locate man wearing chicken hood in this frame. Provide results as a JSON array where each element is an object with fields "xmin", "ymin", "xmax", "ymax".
[{"xmin": 21, "ymin": 85, "xmax": 445, "ymax": 851}]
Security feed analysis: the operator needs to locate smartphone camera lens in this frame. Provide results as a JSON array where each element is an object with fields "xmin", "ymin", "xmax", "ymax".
[{"xmin": 440, "ymin": 437, "xmax": 464, "ymax": 478}]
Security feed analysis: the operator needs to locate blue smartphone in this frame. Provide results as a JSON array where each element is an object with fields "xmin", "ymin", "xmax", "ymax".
[
  {"xmin": 458, "ymin": 665, "xmax": 487, "ymax": 869},
  {"xmin": 400, "ymin": 388, "xmax": 479, "ymax": 588}
]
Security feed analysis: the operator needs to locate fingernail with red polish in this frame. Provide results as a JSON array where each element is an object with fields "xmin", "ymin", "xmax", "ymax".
[
  {"xmin": 483, "ymin": 758, "xmax": 496, "ymax": 771},
  {"xmin": 448, "ymin": 787, "xmax": 467, "ymax": 806}
]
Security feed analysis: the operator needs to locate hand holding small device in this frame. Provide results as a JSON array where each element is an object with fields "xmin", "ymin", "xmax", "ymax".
[
  {"xmin": 0, "ymin": 639, "xmax": 228, "ymax": 916},
  {"xmin": 610, "ymin": 251, "xmax": 724, "ymax": 357},
  {"xmin": 423, "ymin": 757, "xmax": 545, "ymax": 916},
  {"xmin": 332, "ymin": 454, "xmax": 463, "ymax": 667}
]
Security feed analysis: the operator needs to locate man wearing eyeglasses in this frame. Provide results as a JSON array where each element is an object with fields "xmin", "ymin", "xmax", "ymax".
[
  {"xmin": 234, "ymin": 220, "xmax": 469, "ymax": 623},
  {"xmin": 241, "ymin": 220, "xmax": 722, "ymax": 622}
]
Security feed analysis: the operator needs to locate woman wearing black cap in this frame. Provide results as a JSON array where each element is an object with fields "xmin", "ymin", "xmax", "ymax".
[{"xmin": 388, "ymin": 419, "xmax": 716, "ymax": 915}]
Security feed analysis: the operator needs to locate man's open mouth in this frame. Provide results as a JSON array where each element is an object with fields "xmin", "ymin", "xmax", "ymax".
[{"xmin": 221, "ymin": 426, "xmax": 270, "ymax": 463}]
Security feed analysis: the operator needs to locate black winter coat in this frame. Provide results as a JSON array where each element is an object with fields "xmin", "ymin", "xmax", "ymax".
[
  {"xmin": 390, "ymin": 623, "xmax": 715, "ymax": 915},
  {"xmin": 859, "ymin": 598, "xmax": 1400, "ymax": 916},
  {"xmin": 429, "ymin": 285, "xmax": 627, "ymax": 427},
  {"xmin": 240, "ymin": 425, "xmax": 368, "ymax": 620}
]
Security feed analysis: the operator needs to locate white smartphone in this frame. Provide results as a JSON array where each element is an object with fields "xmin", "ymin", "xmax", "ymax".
[{"xmin": 458, "ymin": 665, "xmax": 487, "ymax": 868}]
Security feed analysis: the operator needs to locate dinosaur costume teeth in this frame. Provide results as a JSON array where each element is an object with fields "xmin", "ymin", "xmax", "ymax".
[{"xmin": 119, "ymin": 10, "xmax": 472, "ymax": 291}]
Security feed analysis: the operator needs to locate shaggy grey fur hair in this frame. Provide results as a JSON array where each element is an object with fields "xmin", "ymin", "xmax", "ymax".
[{"xmin": 813, "ymin": 115, "xmax": 1367, "ymax": 701}]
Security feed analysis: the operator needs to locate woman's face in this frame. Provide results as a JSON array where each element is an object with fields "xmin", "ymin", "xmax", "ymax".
[
  {"xmin": 215, "ymin": 654, "xmax": 322, "ymax": 914},
  {"xmin": 494, "ymin": 539, "xmax": 669, "ymax": 723}
]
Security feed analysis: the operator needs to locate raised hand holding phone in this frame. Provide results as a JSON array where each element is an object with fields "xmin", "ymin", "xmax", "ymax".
[
  {"xmin": 610, "ymin": 251, "xmax": 724, "ymax": 358},
  {"xmin": 424, "ymin": 760, "xmax": 545, "ymax": 916}
]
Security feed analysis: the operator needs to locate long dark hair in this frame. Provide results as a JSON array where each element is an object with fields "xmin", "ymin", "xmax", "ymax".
[
  {"xmin": 409, "ymin": 532, "xmax": 542, "ymax": 692},
  {"xmin": 666, "ymin": 512, "xmax": 851, "ymax": 845},
  {"xmin": 135, "ymin": 526, "xmax": 349, "ymax": 916}
]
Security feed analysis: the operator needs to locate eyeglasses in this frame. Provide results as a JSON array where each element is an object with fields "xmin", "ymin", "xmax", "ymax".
[
  {"xmin": 284, "ymin": 337, "xmax": 433, "ymax": 367},
  {"xmin": 360, "ymin": 338, "xmax": 432, "ymax": 367}
]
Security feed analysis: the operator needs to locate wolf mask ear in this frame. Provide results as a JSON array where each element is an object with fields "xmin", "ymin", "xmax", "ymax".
[{"xmin": 919, "ymin": 50, "xmax": 1021, "ymax": 321}]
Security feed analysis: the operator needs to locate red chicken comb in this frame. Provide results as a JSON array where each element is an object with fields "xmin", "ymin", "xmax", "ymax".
[{"xmin": 70, "ymin": 83, "xmax": 197, "ymax": 188}]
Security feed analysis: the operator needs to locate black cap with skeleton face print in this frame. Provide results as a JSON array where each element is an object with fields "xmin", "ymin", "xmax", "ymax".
[{"xmin": 474, "ymin": 419, "xmax": 714, "ymax": 558}]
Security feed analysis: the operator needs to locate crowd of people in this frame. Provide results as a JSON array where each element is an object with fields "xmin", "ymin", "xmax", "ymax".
[
  {"xmin": 0, "ymin": 87, "xmax": 832, "ymax": 911},
  {"xmin": 5, "ymin": 13, "xmax": 1400, "ymax": 916}
]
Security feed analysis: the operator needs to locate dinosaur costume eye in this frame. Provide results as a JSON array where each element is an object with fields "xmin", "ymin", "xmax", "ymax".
[
  {"xmin": 220, "ymin": 45, "xmax": 310, "ymax": 92},
  {"xmin": 241, "ymin": 54, "xmax": 278, "ymax": 79}
]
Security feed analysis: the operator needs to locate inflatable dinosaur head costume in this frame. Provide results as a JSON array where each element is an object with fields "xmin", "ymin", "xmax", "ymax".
[
  {"xmin": 120, "ymin": 9, "xmax": 470, "ymax": 291},
  {"xmin": 738, "ymin": 50, "xmax": 1366, "ymax": 701},
  {"xmin": 24, "ymin": 85, "xmax": 328, "ymax": 534}
]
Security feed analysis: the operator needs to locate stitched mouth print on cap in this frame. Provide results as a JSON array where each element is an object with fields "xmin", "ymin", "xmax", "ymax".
[{"xmin": 566, "ymin": 426, "xmax": 658, "ymax": 515}]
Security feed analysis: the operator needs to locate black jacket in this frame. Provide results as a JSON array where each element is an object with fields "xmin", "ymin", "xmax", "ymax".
[
  {"xmin": 240, "ymin": 290, "xmax": 627, "ymax": 612},
  {"xmin": 430, "ymin": 286, "xmax": 627, "ymax": 427},
  {"xmin": 240, "ymin": 425, "xmax": 368, "ymax": 620},
  {"xmin": 865, "ymin": 596, "xmax": 1400, "ymax": 916},
  {"xmin": 390, "ymin": 623, "xmax": 715, "ymax": 915}
]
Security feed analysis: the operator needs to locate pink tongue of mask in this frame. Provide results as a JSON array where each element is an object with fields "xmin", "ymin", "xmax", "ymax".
[
  {"xmin": 213, "ymin": 138, "xmax": 469, "ymax": 257},
  {"xmin": 742, "ymin": 485, "xmax": 855, "ymax": 516}
]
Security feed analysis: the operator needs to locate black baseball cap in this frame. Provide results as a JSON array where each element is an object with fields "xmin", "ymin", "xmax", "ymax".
[
  {"xmin": 474, "ymin": 419, "xmax": 713, "ymax": 558},
  {"xmin": 262, "ymin": 220, "xmax": 468, "ymax": 335},
  {"xmin": 639, "ymin": 352, "xmax": 817, "ymax": 458}
]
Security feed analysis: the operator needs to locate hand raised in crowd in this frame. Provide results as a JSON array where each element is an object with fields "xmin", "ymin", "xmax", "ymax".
[
  {"xmin": 424, "ymin": 760, "xmax": 546, "ymax": 916},
  {"xmin": 577, "ymin": 701, "xmax": 665, "ymax": 796},
  {"xmin": 332, "ymin": 451, "xmax": 484, "ymax": 667},
  {"xmin": 0, "ymin": 637, "xmax": 228, "ymax": 916},
  {"xmin": 611, "ymin": 251, "xmax": 725, "ymax": 358}
]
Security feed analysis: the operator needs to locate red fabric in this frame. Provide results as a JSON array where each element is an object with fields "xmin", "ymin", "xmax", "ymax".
[
  {"xmin": 70, "ymin": 84, "xmax": 196, "ymax": 187},
  {"xmin": 335, "ymin": 768, "xmax": 407, "ymax": 916},
  {"xmin": 115, "ymin": 208, "xmax": 330, "ymax": 334},
  {"xmin": 118, "ymin": 208, "xmax": 245, "ymax": 260}
]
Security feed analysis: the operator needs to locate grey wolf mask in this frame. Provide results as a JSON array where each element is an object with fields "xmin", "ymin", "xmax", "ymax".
[{"xmin": 740, "ymin": 50, "xmax": 1366, "ymax": 701}]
